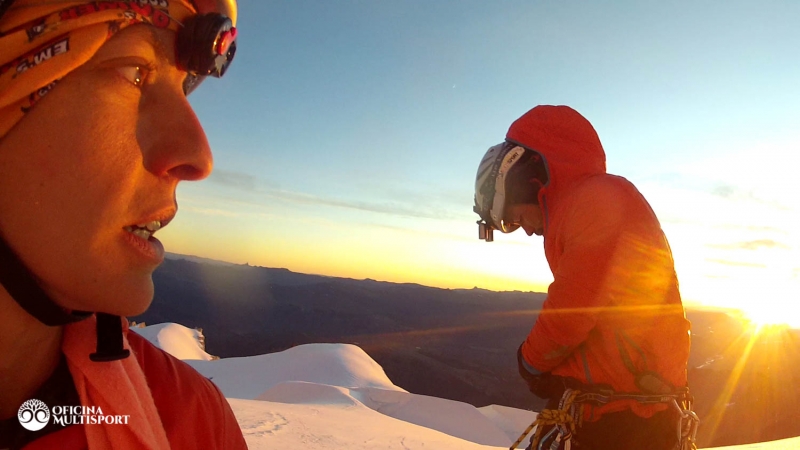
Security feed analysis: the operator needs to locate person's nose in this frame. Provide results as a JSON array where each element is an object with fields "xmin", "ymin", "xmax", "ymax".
[{"xmin": 138, "ymin": 85, "xmax": 213, "ymax": 181}]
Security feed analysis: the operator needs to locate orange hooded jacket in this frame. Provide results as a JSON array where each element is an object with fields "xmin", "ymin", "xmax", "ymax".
[
  {"xmin": 21, "ymin": 323, "xmax": 247, "ymax": 450},
  {"xmin": 510, "ymin": 105, "xmax": 691, "ymax": 420}
]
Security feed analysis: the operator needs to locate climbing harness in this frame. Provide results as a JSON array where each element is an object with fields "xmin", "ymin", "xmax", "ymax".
[{"xmin": 509, "ymin": 387, "xmax": 699, "ymax": 450}]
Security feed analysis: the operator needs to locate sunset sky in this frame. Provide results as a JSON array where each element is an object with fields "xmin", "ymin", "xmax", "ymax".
[{"xmin": 159, "ymin": 1, "xmax": 799, "ymax": 325}]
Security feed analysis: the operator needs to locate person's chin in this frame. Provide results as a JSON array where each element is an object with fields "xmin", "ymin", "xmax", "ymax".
[
  {"xmin": 92, "ymin": 278, "xmax": 155, "ymax": 317},
  {"xmin": 119, "ymin": 282, "xmax": 155, "ymax": 316}
]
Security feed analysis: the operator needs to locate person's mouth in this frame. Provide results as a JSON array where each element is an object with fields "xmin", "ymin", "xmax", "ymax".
[
  {"xmin": 123, "ymin": 220, "xmax": 164, "ymax": 240},
  {"xmin": 122, "ymin": 210, "xmax": 176, "ymax": 261}
]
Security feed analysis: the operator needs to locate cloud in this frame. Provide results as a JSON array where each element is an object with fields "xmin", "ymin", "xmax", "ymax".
[
  {"xmin": 209, "ymin": 169, "xmax": 277, "ymax": 192},
  {"xmin": 375, "ymin": 184, "xmax": 470, "ymax": 209},
  {"xmin": 673, "ymin": 144, "xmax": 799, "ymax": 210},
  {"xmin": 711, "ymin": 184, "xmax": 736, "ymax": 198},
  {"xmin": 364, "ymin": 222, "xmax": 475, "ymax": 242},
  {"xmin": 703, "ymin": 274, "xmax": 731, "ymax": 279},
  {"xmin": 182, "ymin": 206, "xmax": 243, "ymax": 218},
  {"xmin": 264, "ymin": 189, "xmax": 472, "ymax": 221},
  {"xmin": 197, "ymin": 176, "xmax": 476, "ymax": 222},
  {"xmin": 705, "ymin": 258, "xmax": 767, "ymax": 268},
  {"xmin": 711, "ymin": 224, "xmax": 789, "ymax": 234},
  {"xmin": 707, "ymin": 239, "xmax": 791, "ymax": 251}
]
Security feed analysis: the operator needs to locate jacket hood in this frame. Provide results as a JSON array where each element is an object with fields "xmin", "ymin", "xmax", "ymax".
[{"xmin": 506, "ymin": 105, "xmax": 606, "ymax": 211}]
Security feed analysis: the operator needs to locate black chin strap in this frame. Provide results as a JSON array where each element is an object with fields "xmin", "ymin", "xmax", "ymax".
[
  {"xmin": 0, "ymin": 235, "xmax": 129, "ymax": 362},
  {"xmin": 90, "ymin": 313, "xmax": 131, "ymax": 362},
  {"xmin": 0, "ymin": 235, "xmax": 91, "ymax": 325}
]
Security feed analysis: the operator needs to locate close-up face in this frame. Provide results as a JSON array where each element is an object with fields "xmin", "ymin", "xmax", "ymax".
[
  {"xmin": 504, "ymin": 203, "xmax": 544, "ymax": 236},
  {"xmin": 0, "ymin": 24, "xmax": 212, "ymax": 317}
]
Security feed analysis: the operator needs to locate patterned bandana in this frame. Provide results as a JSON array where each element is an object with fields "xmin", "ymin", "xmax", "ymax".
[{"xmin": 0, "ymin": 0, "xmax": 198, "ymax": 138}]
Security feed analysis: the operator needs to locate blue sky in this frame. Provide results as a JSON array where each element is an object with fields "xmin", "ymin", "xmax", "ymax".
[{"xmin": 159, "ymin": 0, "xmax": 800, "ymax": 324}]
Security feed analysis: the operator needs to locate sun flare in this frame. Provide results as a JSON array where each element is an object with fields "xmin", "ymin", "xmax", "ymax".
[{"xmin": 739, "ymin": 301, "xmax": 800, "ymax": 329}]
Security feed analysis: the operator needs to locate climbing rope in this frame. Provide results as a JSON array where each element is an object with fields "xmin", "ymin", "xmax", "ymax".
[
  {"xmin": 510, "ymin": 389, "xmax": 699, "ymax": 450},
  {"xmin": 510, "ymin": 390, "xmax": 581, "ymax": 450}
]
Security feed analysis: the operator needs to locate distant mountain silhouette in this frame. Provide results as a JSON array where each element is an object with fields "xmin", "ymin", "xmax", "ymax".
[{"xmin": 132, "ymin": 255, "xmax": 800, "ymax": 448}]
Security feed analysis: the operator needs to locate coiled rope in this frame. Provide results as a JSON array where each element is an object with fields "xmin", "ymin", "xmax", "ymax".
[
  {"xmin": 510, "ymin": 390, "xmax": 581, "ymax": 450},
  {"xmin": 510, "ymin": 390, "xmax": 699, "ymax": 450}
]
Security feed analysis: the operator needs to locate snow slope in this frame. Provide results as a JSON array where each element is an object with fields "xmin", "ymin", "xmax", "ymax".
[
  {"xmin": 135, "ymin": 323, "xmax": 800, "ymax": 450},
  {"xmin": 184, "ymin": 343, "xmax": 401, "ymax": 399},
  {"xmin": 130, "ymin": 322, "xmax": 214, "ymax": 361}
]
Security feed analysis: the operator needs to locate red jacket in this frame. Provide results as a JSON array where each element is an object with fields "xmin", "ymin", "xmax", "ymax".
[
  {"xmin": 510, "ymin": 105, "xmax": 691, "ymax": 419},
  {"xmin": 23, "ymin": 330, "xmax": 247, "ymax": 449}
]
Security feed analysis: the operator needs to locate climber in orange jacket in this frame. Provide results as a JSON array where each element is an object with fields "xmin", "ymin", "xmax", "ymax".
[
  {"xmin": 474, "ymin": 105, "xmax": 692, "ymax": 450},
  {"xmin": 0, "ymin": 1, "xmax": 246, "ymax": 448}
]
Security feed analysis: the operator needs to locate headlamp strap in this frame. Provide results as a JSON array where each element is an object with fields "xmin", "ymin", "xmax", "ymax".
[
  {"xmin": 0, "ymin": 0, "xmax": 16, "ymax": 21},
  {"xmin": 0, "ymin": 235, "xmax": 91, "ymax": 326}
]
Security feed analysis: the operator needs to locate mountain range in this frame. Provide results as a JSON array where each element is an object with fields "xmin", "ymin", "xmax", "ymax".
[{"xmin": 131, "ymin": 254, "xmax": 800, "ymax": 448}]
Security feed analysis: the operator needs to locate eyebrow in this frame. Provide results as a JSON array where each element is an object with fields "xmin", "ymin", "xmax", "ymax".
[{"xmin": 143, "ymin": 25, "xmax": 172, "ymax": 63}]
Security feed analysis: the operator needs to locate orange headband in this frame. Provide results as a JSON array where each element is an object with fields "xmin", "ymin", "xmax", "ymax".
[{"xmin": 0, "ymin": 0, "xmax": 198, "ymax": 138}]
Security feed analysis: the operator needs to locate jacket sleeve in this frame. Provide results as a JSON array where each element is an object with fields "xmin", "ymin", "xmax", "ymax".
[
  {"xmin": 128, "ymin": 332, "xmax": 248, "ymax": 450},
  {"xmin": 521, "ymin": 181, "xmax": 628, "ymax": 372},
  {"xmin": 206, "ymin": 377, "xmax": 249, "ymax": 450}
]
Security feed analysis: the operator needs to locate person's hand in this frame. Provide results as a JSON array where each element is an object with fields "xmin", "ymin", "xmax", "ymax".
[{"xmin": 517, "ymin": 344, "xmax": 555, "ymax": 399}]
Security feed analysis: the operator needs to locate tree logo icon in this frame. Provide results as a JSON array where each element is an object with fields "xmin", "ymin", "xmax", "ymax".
[{"xmin": 18, "ymin": 399, "xmax": 50, "ymax": 431}]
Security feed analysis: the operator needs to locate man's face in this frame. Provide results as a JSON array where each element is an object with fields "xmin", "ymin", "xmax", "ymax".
[
  {"xmin": 0, "ymin": 24, "xmax": 212, "ymax": 316},
  {"xmin": 504, "ymin": 203, "xmax": 544, "ymax": 236}
]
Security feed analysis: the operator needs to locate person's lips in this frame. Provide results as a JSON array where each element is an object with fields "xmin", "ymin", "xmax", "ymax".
[{"xmin": 122, "ymin": 209, "xmax": 176, "ymax": 262}]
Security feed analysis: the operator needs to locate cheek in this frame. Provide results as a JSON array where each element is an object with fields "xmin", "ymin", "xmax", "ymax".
[
  {"xmin": 0, "ymin": 71, "xmax": 155, "ymax": 313},
  {"xmin": 0, "ymin": 86, "xmax": 138, "ymax": 253},
  {"xmin": 22, "ymin": 133, "xmax": 114, "ymax": 214}
]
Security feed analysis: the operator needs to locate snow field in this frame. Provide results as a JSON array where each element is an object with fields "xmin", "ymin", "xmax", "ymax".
[{"xmin": 136, "ymin": 323, "xmax": 800, "ymax": 450}]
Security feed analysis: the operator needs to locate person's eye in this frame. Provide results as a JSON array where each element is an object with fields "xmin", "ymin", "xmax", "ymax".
[{"xmin": 116, "ymin": 65, "xmax": 151, "ymax": 88}]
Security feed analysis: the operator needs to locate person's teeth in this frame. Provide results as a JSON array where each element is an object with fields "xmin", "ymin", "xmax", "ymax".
[
  {"xmin": 126, "ymin": 220, "xmax": 163, "ymax": 237},
  {"xmin": 132, "ymin": 228, "xmax": 151, "ymax": 239}
]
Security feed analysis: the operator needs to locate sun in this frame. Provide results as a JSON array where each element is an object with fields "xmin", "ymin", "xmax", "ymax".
[
  {"xmin": 738, "ymin": 302, "xmax": 800, "ymax": 329},
  {"xmin": 678, "ymin": 260, "xmax": 800, "ymax": 329}
]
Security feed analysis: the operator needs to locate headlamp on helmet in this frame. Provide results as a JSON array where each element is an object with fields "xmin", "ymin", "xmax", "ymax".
[
  {"xmin": 176, "ymin": 11, "xmax": 237, "ymax": 94},
  {"xmin": 473, "ymin": 141, "xmax": 543, "ymax": 242}
]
